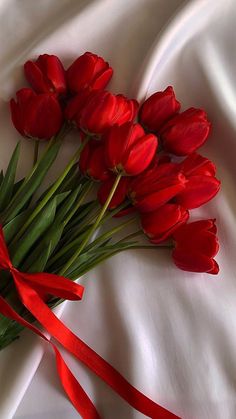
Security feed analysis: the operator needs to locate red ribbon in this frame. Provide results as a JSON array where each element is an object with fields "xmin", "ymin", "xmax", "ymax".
[{"xmin": 0, "ymin": 227, "xmax": 179, "ymax": 418}]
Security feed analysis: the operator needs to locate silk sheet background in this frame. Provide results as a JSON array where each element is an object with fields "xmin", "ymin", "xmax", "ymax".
[{"xmin": 0, "ymin": 0, "xmax": 235, "ymax": 418}]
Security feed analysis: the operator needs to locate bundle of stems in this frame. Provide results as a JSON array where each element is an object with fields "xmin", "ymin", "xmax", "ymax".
[{"xmin": 0, "ymin": 127, "xmax": 156, "ymax": 351}]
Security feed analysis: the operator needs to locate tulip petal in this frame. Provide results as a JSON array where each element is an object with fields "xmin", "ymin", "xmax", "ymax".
[
  {"xmin": 66, "ymin": 52, "xmax": 112, "ymax": 93},
  {"xmin": 176, "ymin": 231, "xmax": 219, "ymax": 258},
  {"xmin": 172, "ymin": 248, "xmax": 218, "ymax": 274},
  {"xmin": 179, "ymin": 152, "xmax": 216, "ymax": 176},
  {"xmin": 93, "ymin": 67, "xmax": 113, "ymax": 90},
  {"xmin": 25, "ymin": 94, "xmax": 62, "ymax": 139},
  {"xmin": 124, "ymin": 134, "xmax": 158, "ymax": 175},
  {"xmin": 43, "ymin": 55, "xmax": 66, "ymax": 93},
  {"xmin": 24, "ymin": 61, "xmax": 50, "ymax": 94},
  {"xmin": 67, "ymin": 53, "xmax": 95, "ymax": 92},
  {"xmin": 105, "ymin": 123, "xmax": 134, "ymax": 169},
  {"xmin": 10, "ymin": 99, "xmax": 25, "ymax": 136},
  {"xmin": 141, "ymin": 204, "xmax": 189, "ymax": 243},
  {"xmin": 139, "ymin": 86, "xmax": 180, "ymax": 132},
  {"xmin": 134, "ymin": 183, "xmax": 185, "ymax": 212},
  {"xmin": 173, "ymin": 219, "xmax": 217, "ymax": 241},
  {"xmin": 161, "ymin": 108, "xmax": 211, "ymax": 156},
  {"xmin": 175, "ymin": 175, "xmax": 220, "ymax": 209}
]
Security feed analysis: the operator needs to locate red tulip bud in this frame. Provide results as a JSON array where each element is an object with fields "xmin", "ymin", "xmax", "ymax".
[
  {"xmin": 174, "ymin": 153, "xmax": 220, "ymax": 209},
  {"xmin": 79, "ymin": 139, "xmax": 109, "ymax": 181},
  {"xmin": 139, "ymin": 86, "xmax": 180, "ymax": 132},
  {"xmin": 141, "ymin": 204, "xmax": 189, "ymax": 243},
  {"xmin": 105, "ymin": 122, "xmax": 158, "ymax": 176},
  {"xmin": 172, "ymin": 219, "xmax": 219, "ymax": 274},
  {"xmin": 129, "ymin": 162, "xmax": 186, "ymax": 212},
  {"xmin": 66, "ymin": 52, "xmax": 113, "ymax": 93},
  {"xmin": 24, "ymin": 54, "xmax": 66, "ymax": 95},
  {"xmin": 161, "ymin": 108, "xmax": 211, "ymax": 156},
  {"xmin": 10, "ymin": 88, "xmax": 63, "ymax": 139},
  {"xmin": 75, "ymin": 90, "xmax": 138, "ymax": 135}
]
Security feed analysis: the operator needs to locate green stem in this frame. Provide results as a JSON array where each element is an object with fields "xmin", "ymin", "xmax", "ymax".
[
  {"xmin": 11, "ymin": 137, "xmax": 89, "ymax": 245},
  {"xmin": 61, "ymin": 201, "xmax": 98, "ymax": 242},
  {"xmin": 69, "ymin": 244, "xmax": 173, "ymax": 279},
  {"xmin": 63, "ymin": 181, "xmax": 94, "ymax": 226},
  {"xmin": 118, "ymin": 229, "xmax": 143, "ymax": 243},
  {"xmin": 48, "ymin": 216, "xmax": 136, "ymax": 271},
  {"xmin": 79, "ymin": 216, "xmax": 137, "ymax": 253},
  {"xmin": 127, "ymin": 244, "xmax": 173, "ymax": 250},
  {"xmin": 66, "ymin": 200, "xmax": 129, "ymax": 241},
  {"xmin": 59, "ymin": 174, "xmax": 122, "ymax": 275},
  {"xmin": 33, "ymin": 140, "xmax": 39, "ymax": 166}
]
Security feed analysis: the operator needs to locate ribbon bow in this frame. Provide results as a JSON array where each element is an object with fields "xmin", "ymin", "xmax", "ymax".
[{"xmin": 0, "ymin": 227, "xmax": 179, "ymax": 418}]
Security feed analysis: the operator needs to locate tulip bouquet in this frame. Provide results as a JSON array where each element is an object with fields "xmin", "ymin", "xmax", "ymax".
[{"xmin": 0, "ymin": 51, "xmax": 220, "ymax": 417}]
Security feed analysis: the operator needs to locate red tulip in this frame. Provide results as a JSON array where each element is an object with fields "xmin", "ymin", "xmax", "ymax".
[
  {"xmin": 24, "ymin": 54, "xmax": 66, "ymax": 95},
  {"xmin": 141, "ymin": 204, "xmax": 189, "ymax": 243},
  {"xmin": 10, "ymin": 88, "xmax": 63, "ymax": 139},
  {"xmin": 66, "ymin": 52, "xmax": 113, "ymax": 93},
  {"xmin": 139, "ymin": 86, "xmax": 180, "ymax": 132},
  {"xmin": 172, "ymin": 219, "xmax": 219, "ymax": 274},
  {"xmin": 74, "ymin": 90, "xmax": 138, "ymax": 135},
  {"xmin": 97, "ymin": 176, "xmax": 130, "ymax": 209},
  {"xmin": 79, "ymin": 139, "xmax": 109, "ymax": 181},
  {"xmin": 174, "ymin": 153, "xmax": 220, "ymax": 209},
  {"xmin": 161, "ymin": 108, "xmax": 211, "ymax": 156},
  {"xmin": 105, "ymin": 122, "xmax": 158, "ymax": 176},
  {"xmin": 129, "ymin": 162, "xmax": 186, "ymax": 212}
]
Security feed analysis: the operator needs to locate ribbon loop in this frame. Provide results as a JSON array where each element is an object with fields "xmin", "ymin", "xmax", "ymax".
[
  {"xmin": 0, "ymin": 226, "xmax": 179, "ymax": 419},
  {"xmin": 12, "ymin": 270, "xmax": 84, "ymax": 301}
]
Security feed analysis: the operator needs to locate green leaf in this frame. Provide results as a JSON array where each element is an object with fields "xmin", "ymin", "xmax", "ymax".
[
  {"xmin": 22, "ymin": 224, "xmax": 64, "ymax": 272},
  {"xmin": 47, "ymin": 227, "xmax": 91, "ymax": 271},
  {"xmin": 65, "ymin": 242, "xmax": 137, "ymax": 279},
  {"xmin": 57, "ymin": 164, "xmax": 80, "ymax": 193},
  {"xmin": 3, "ymin": 140, "xmax": 62, "ymax": 223},
  {"xmin": 8, "ymin": 193, "xmax": 67, "ymax": 268},
  {"xmin": 0, "ymin": 170, "xmax": 3, "ymax": 187},
  {"xmin": 13, "ymin": 178, "xmax": 25, "ymax": 195},
  {"xmin": 56, "ymin": 186, "xmax": 81, "ymax": 225},
  {"xmin": 67, "ymin": 250, "xmax": 119, "ymax": 279},
  {"xmin": 19, "ymin": 190, "xmax": 73, "ymax": 272},
  {"xmin": 63, "ymin": 201, "xmax": 97, "ymax": 234},
  {"xmin": 0, "ymin": 142, "xmax": 20, "ymax": 211},
  {"xmin": 3, "ymin": 208, "xmax": 32, "ymax": 244},
  {"xmin": 61, "ymin": 202, "xmax": 98, "ymax": 246},
  {"xmin": 37, "ymin": 164, "xmax": 78, "ymax": 203},
  {"xmin": 51, "ymin": 216, "xmax": 133, "ymax": 273},
  {"xmin": 23, "ymin": 241, "xmax": 53, "ymax": 273}
]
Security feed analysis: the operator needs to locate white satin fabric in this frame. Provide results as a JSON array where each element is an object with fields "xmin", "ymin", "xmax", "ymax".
[{"xmin": 0, "ymin": 0, "xmax": 236, "ymax": 418}]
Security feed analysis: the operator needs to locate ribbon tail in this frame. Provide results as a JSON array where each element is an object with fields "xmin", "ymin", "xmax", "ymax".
[
  {"xmin": 53, "ymin": 345, "xmax": 101, "ymax": 419},
  {"xmin": 0, "ymin": 295, "xmax": 101, "ymax": 419},
  {"xmin": 15, "ymin": 276, "xmax": 180, "ymax": 419}
]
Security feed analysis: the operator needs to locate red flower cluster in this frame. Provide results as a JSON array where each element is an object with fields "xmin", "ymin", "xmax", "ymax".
[
  {"xmin": 10, "ymin": 52, "xmax": 133, "ymax": 139},
  {"xmin": 139, "ymin": 87, "xmax": 211, "ymax": 156},
  {"xmin": 85, "ymin": 85, "xmax": 220, "ymax": 274},
  {"xmin": 10, "ymin": 52, "xmax": 220, "ymax": 274}
]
